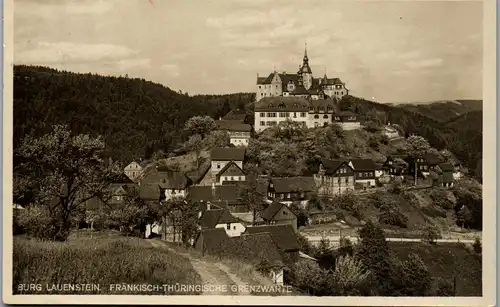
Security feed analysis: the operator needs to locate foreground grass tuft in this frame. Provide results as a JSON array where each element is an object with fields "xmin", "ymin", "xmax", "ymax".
[{"xmin": 13, "ymin": 232, "xmax": 202, "ymax": 295}]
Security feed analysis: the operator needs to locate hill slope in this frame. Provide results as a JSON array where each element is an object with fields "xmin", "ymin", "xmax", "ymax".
[
  {"xmin": 396, "ymin": 100, "xmax": 483, "ymax": 123},
  {"xmin": 13, "ymin": 65, "xmax": 254, "ymax": 164}
]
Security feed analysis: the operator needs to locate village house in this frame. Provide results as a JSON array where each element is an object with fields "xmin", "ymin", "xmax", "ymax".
[
  {"xmin": 314, "ymin": 159, "xmax": 355, "ymax": 196},
  {"xmin": 215, "ymin": 161, "xmax": 246, "ymax": 185},
  {"xmin": 267, "ymin": 177, "xmax": 316, "ymax": 206},
  {"xmin": 194, "ymin": 228, "xmax": 286, "ymax": 285},
  {"xmin": 382, "ymin": 124, "xmax": 400, "ymax": 139},
  {"xmin": 261, "ymin": 201, "xmax": 298, "ymax": 232},
  {"xmin": 347, "ymin": 159, "xmax": 378, "ymax": 188},
  {"xmin": 124, "ymin": 161, "xmax": 144, "ymax": 182},
  {"xmin": 221, "ymin": 109, "xmax": 247, "ymax": 122},
  {"xmin": 436, "ymin": 162, "xmax": 455, "ymax": 188},
  {"xmin": 244, "ymin": 224, "xmax": 301, "ymax": 264},
  {"xmin": 256, "ymin": 45, "xmax": 348, "ymax": 102},
  {"xmin": 140, "ymin": 169, "xmax": 192, "ymax": 201},
  {"xmin": 188, "ymin": 184, "xmax": 249, "ymax": 213},
  {"xmin": 198, "ymin": 148, "xmax": 246, "ymax": 185},
  {"xmin": 332, "ymin": 111, "xmax": 361, "ymax": 130},
  {"xmin": 198, "ymin": 206, "xmax": 246, "ymax": 237},
  {"xmin": 215, "ymin": 120, "xmax": 252, "ymax": 147},
  {"xmin": 407, "ymin": 153, "xmax": 444, "ymax": 178},
  {"xmin": 382, "ymin": 155, "xmax": 408, "ymax": 178}
]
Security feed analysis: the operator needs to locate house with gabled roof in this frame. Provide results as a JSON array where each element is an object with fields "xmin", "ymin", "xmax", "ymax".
[
  {"xmin": 435, "ymin": 162, "xmax": 455, "ymax": 188},
  {"xmin": 215, "ymin": 161, "xmax": 246, "ymax": 185},
  {"xmin": 314, "ymin": 159, "xmax": 355, "ymax": 196},
  {"xmin": 407, "ymin": 152, "xmax": 445, "ymax": 178},
  {"xmin": 261, "ymin": 202, "xmax": 298, "ymax": 232},
  {"xmin": 382, "ymin": 155, "xmax": 408, "ymax": 178},
  {"xmin": 332, "ymin": 111, "xmax": 361, "ymax": 130},
  {"xmin": 200, "ymin": 147, "xmax": 246, "ymax": 185},
  {"xmin": 267, "ymin": 177, "xmax": 316, "ymax": 206},
  {"xmin": 124, "ymin": 161, "xmax": 144, "ymax": 182},
  {"xmin": 198, "ymin": 207, "xmax": 246, "ymax": 237},
  {"xmin": 215, "ymin": 120, "xmax": 252, "ymax": 147},
  {"xmin": 140, "ymin": 170, "xmax": 192, "ymax": 201},
  {"xmin": 188, "ymin": 184, "xmax": 249, "ymax": 213},
  {"xmin": 244, "ymin": 224, "xmax": 300, "ymax": 264},
  {"xmin": 347, "ymin": 158, "xmax": 378, "ymax": 188},
  {"xmin": 222, "ymin": 109, "xmax": 247, "ymax": 122},
  {"xmin": 194, "ymin": 229, "xmax": 286, "ymax": 285}
]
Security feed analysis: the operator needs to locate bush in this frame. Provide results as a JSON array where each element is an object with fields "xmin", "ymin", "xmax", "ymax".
[
  {"xmin": 430, "ymin": 189, "xmax": 454, "ymax": 210},
  {"xmin": 472, "ymin": 237, "xmax": 482, "ymax": 254},
  {"xmin": 332, "ymin": 255, "xmax": 371, "ymax": 295},
  {"xmin": 289, "ymin": 260, "xmax": 333, "ymax": 296},
  {"xmin": 433, "ymin": 278, "xmax": 454, "ymax": 296},
  {"xmin": 17, "ymin": 205, "xmax": 57, "ymax": 240},
  {"xmin": 423, "ymin": 225, "xmax": 441, "ymax": 244},
  {"xmin": 378, "ymin": 206, "xmax": 408, "ymax": 228}
]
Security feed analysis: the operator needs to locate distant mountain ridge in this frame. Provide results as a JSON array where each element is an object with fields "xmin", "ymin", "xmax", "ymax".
[{"xmin": 394, "ymin": 100, "xmax": 482, "ymax": 123}]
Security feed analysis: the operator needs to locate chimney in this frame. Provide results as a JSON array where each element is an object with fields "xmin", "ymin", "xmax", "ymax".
[
  {"xmin": 198, "ymin": 211, "xmax": 202, "ymax": 219},
  {"xmin": 219, "ymin": 117, "xmax": 222, "ymax": 120},
  {"xmin": 207, "ymin": 202, "xmax": 211, "ymax": 211}
]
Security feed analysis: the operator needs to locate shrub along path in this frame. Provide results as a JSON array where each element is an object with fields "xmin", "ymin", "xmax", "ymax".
[{"xmin": 148, "ymin": 239, "xmax": 251, "ymax": 295}]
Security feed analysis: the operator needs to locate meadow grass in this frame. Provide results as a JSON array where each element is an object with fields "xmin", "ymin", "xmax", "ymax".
[{"xmin": 13, "ymin": 231, "xmax": 202, "ymax": 295}]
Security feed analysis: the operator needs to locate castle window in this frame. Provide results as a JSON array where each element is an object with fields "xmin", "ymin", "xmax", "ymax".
[
  {"xmin": 327, "ymin": 106, "xmax": 333, "ymax": 112},
  {"xmin": 314, "ymin": 115, "xmax": 319, "ymax": 119},
  {"xmin": 323, "ymin": 115, "xmax": 329, "ymax": 119},
  {"xmin": 319, "ymin": 106, "xmax": 325, "ymax": 112},
  {"xmin": 300, "ymin": 112, "xmax": 306, "ymax": 117},
  {"xmin": 268, "ymin": 104, "xmax": 274, "ymax": 108},
  {"xmin": 278, "ymin": 103, "xmax": 285, "ymax": 109},
  {"xmin": 259, "ymin": 86, "xmax": 261, "ymax": 89},
  {"xmin": 260, "ymin": 121, "xmax": 265, "ymax": 126},
  {"xmin": 260, "ymin": 112, "xmax": 265, "ymax": 117}
]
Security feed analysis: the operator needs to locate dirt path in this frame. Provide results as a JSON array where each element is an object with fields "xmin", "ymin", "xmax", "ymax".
[{"xmin": 148, "ymin": 239, "xmax": 248, "ymax": 295}]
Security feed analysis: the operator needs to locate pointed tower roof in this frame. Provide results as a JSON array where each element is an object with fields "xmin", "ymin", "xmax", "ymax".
[{"xmin": 303, "ymin": 42, "xmax": 309, "ymax": 64}]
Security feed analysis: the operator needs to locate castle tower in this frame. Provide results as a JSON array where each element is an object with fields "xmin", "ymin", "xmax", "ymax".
[{"xmin": 300, "ymin": 43, "xmax": 313, "ymax": 90}]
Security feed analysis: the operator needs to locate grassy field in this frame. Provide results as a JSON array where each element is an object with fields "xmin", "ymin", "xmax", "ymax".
[
  {"xmin": 389, "ymin": 242, "xmax": 482, "ymax": 296},
  {"xmin": 13, "ymin": 230, "xmax": 202, "ymax": 295}
]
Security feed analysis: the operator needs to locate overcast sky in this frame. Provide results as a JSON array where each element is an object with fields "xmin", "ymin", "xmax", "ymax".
[{"xmin": 14, "ymin": 0, "xmax": 482, "ymax": 103}]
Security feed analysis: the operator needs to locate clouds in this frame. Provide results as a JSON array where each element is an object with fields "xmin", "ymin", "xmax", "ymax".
[{"xmin": 13, "ymin": 0, "xmax": 483, "ymax": 101}]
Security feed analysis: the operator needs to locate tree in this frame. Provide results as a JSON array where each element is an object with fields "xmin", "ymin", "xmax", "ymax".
[
  {"xmin": 472, "ymin": 237, "xmax": 482, "ymax": 254},
  {"xmin": 239, "ymin": 175, "xmax": 265, "ymax": 224},
  {"xmin": 332, "ymin": 255, "xmax": 371, "ymax": 295},
  {"xmin": 291, "ymin": 260, "xmax": 333, "ymax": 296},
  {"xmin": 183, "ymin": 134, "xmax": 203, "ymax": 168},
  {"xmin": 16, "ymin": 125, "xmax": 121, "ymax": 241},
  {"xmin": 423, "ymin": 224, "xmax": 441, "ymax": 244},
  {"xmin": 157, "ymin": 198, "xmax": 200, "ymax": 245},
  {"xmin": 456, "ymin": 204, "xmax": 472, "ymax": 229},
  {"xmin": 355, "ymin": 221, "xmax": 396, "ymax": 295},
  {"xmin": 399, "ymin": 253, "xmax": 432, "ymax": 295},
  {"xmin": 404, "ymin": 135, "xmax": 431, "ymax": 185},
  {"xmin": 184, "ymin": 116, "xmax": 216, "ymax": 140}
]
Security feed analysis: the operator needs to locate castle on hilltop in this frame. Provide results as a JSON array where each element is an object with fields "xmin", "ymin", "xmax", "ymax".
[{"xmin": 256, "ymin": 45, "xmax": 349, "ymax": 102}]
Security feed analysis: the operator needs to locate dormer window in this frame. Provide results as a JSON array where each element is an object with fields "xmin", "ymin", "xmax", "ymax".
[
  {"xmin": 327, "ymin": 106, "xmax": 333, "ymax": 112},
  {"xmin": 278, "ymin": 103, "xmax": 285, "ymax": 109},
  {"xmin": 268, "ymin": 104, "xmax": 274, "ymax": 108},
  {"xmin": 319, "ymin": 107, "xmax": 325, "ymax": 112}
]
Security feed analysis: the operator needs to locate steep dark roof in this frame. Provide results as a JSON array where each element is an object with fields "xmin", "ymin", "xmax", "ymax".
[
  {"xmin": 141, "ymin": 170, "xmax": 191, "ymax": 189},
  {"xmin": 349, "ymin": 159, "xmax": 377, "ymax": 171},
  {"xmin": 244, "ymin": 224, "xmax": 300, "ymax": 251},
  {"xmin": 438, "ymin": 163, "xmax": 455, "ymax": 172},
  {"xmin": 139, "ymin": 184, "xmax": 161, "ymax": 201},
  {"xmin": 254, "ymin": 97, "xmax": 310, "ymax": 112},
  {"xmin": 188, "ymin": 185, "xmax": 243, "ymax": 204},
  {"xmin": 222, "ymin": 109, "xmax": 247, "ymax": 121},
  {"xmin": 112, "ymin": 173, "xmax": 136, "ymax": 183},
  {"xmin": 257, "ymin": 76, "xmax": 268, "ymax": 85},
  {"xmin": 194, "ymin": 228, "xmax": 229, "ymax": 253},
  {"xmin": 215, "ymin": 120, "xmax": 251, "ymax": 132},
  {"xmin": 423, "ymin": 153, "xmax": 444, "ymax": 166},
  {"xmin": 199, "ymin": 208, "xmax": 239, "ymax": 228},
  {"xmin": 270, "ymin": 177, "xmax": 316, "ymax": 193},
  {"xmin": 292, "ymin": 85, "xmax": 310, "ymax": 95},
  {"xmin": 320, "ymin": 77, "xmax": 343, "ymax": 85},
  {"xmin": 216, "ymin": 161, "xmax": 246, "ymax": 180},
  {"xmin": 442, "ymin": 172, "xmax": 454, "ymax": 183},
  {"xmin": 261, "ymin": 202, "xmax": 296, "ymax": 221},
  {"xmin": 222, "ymin": 233, "xmax": 285, "ymax": 266},
  {"xmin": 320, "ymin": 158, "xmax": 351, "ymax": 175},
  {"xmin": 279, "ymin": 73, "xmax": 300, "ymax": 92},
  {"xmin": 309, "ymin": 99, "xmax": 338, "ymax": 111},
  {"xmin": 210, "ymin": 148, "xmax": 246, "ymax": 161}
]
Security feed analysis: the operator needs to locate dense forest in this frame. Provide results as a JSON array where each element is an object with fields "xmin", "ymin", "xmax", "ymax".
[
  {"xmin": 14, "ymin": 65, "xmax": 481, "ymax": 180},
  {"xmin": 396, "ymin": 100, "xmax": 482, "ymax": 123},
  {"xmin": 13, "ymin": 65, "xmax": 254, "ymax": 163}
]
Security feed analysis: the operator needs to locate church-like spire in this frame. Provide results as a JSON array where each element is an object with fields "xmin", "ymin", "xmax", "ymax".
[{"xmin": 303, "ymin": 42, "xmax": 309, "ymax": 64}]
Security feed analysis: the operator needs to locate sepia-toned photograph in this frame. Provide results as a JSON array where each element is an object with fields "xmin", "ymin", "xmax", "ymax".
[{"xmin": 3, "ymin": 0, "xmax": 496, "ymax": 305}]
